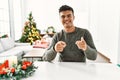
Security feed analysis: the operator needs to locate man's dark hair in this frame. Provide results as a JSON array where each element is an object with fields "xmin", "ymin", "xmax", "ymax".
[{"xmin": 59, "ymin": 5, "xmax": 74, "ymax": 14}]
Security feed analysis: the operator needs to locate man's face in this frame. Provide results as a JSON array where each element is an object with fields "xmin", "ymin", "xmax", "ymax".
[{"xmin": 59, "ymin": 10, "xmax": 75, "ymax": 29}]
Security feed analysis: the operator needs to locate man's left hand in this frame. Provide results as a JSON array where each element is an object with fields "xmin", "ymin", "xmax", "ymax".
[{"xmin": 75, "ymin": 37, "xmax": 87, "ymax": 51}]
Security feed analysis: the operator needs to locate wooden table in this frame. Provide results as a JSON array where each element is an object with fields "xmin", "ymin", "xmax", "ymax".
[
  {"xmin": 23, "ymin": 48, "xmax": 46, "ymax": 62},
  {"xmin": 22, "ymin": 62, "xmax": 120, "ymax": 80}
]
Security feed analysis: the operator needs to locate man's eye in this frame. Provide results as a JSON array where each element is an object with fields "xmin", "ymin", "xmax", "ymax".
[
  {"xmin": 61, "ymin": 16, "xmax": 65, "ymax": 18},
  {"xmin": 67, "ymin": 15, "xmax": 71, "ymax": 18}
]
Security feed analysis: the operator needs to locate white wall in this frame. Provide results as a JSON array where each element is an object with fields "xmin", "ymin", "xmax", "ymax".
[
  {"xmin": 89, "ymin": 0, "xmax": 120, "ymax": 64},
  {"xmin": 12, "ymin": 0, "xmax": 22, "ymax": 40},
  {"xmin": 23, "ymin": 0, "xmax": 89, "ymax": 32},
  {"xmin": 118, "ymin": 14, "xmax": 120, "ymax": 63},
  {"xmin": 0, "ymin": 0, "xmax": 10, "ymax": 37}
]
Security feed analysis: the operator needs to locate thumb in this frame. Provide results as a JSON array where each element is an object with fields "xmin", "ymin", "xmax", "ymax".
[
  {"xmin": 81, "ymin": 37, "xmax": 84, "ymax": 41},
  {"xmin": 61, "ymin": 41, "xmax": 66, "ymax": 47}
]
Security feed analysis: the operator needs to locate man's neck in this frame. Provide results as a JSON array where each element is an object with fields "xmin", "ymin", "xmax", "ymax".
[{"xmin": 64, "ymin": 26, "xmax": 75, "ymax": 33}]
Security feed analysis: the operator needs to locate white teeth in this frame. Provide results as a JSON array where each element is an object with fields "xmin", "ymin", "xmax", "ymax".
[{"xmin": 65, "ymin": 21, "xmax": 69, "ymax": 24}]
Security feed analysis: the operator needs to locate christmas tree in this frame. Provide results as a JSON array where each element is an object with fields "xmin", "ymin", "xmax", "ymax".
[{"xmin": 19, "ymin": 12, "xmax": 41, "ymax": 45}]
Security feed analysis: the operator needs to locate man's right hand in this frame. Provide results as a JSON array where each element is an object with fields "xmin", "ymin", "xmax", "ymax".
[{"xmin": 54, "ymin": 41, "xmax": 66, "ymax": 52}]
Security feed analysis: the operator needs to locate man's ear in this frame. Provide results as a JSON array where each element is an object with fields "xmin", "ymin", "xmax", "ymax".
[{"xmin": 73, "ymin": 16, "xmax": 75, "ymax": 20}]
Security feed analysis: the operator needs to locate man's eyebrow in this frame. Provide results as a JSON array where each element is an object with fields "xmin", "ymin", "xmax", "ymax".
[
  {"xmin": 61, "ymin": 15, "xmax": 65, "ymax": 18},
  {"xmin": 67, "ymin": 14, "xmax": 72, "ymax": 16}
]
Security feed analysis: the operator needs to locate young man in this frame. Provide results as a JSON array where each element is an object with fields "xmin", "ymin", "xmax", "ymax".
[{"xmin": 43, "ymin": 5, "xmax": 97, "ymax": 62}]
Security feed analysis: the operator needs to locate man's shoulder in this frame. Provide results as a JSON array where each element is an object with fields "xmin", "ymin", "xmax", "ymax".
[
  {"xmin": 52, "ymin": 30, "xmax": 64, "ymax": 41},
  {"xmin": 55, "ymin": 30, "xmax": 64, "ymax": 35},
  {"xmin": 53, "ymin": 30, "xmax": 64, "ymax": 37}
]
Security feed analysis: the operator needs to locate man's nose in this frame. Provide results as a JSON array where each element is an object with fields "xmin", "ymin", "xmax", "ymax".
[{"xmin": 64, "ymin": 16, "xmax": 69, "ymax": 20}]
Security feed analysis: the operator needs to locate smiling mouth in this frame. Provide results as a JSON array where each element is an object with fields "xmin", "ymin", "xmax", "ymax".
[{"xmin": 64, "ymin": 21, "xmax": 70, "ymax": 24}]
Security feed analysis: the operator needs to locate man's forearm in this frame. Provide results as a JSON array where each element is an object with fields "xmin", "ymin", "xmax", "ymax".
[
  {"xmin": 43, "ymin": 47, "xmax": 57, "ymax": 61},
  {"xmin": 84, "ymin": 45, "xmax": 97, "ymax": 60}
]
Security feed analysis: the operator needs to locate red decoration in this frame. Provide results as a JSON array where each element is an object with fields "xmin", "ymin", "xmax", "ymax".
[
  {"xmin": 0, "ymin": 59, "xmax": 37, "ymax": 79},
  {"xmin": 0, "ymin": 60, "xmax": 33, "ymax": 74},
  {"xmin": 4, "ymin": 60, "xmax": 9, "ymax": 68},
  {"xmin": 10, "ymin": 68, "xmax": 15, "ymax": 73},
  {"xmin": 22, "ymin": 65, "xmax": 27, "ymax": 70},
  {"xmin": 0, "ymin": 60, "xmax": 9, "ymax": 75}
]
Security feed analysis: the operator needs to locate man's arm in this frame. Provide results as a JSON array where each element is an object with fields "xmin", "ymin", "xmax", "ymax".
[
  {"xmin": 84, "ymin": 45, "xmax": 97, "ymax": 60},
  {"xmin": 42, "ymin": 34, "xmax": 58, "ymax": 62},
  {"xmin": 84, "ymin": 29, "xmax": 97, "ymax": 60}
]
